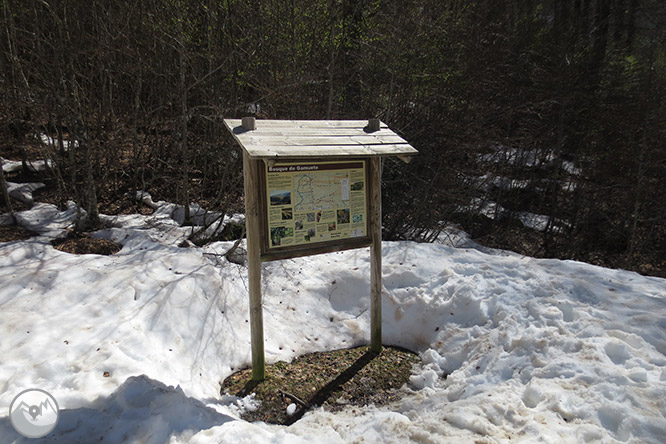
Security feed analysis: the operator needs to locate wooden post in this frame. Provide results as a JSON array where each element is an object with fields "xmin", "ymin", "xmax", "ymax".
[
  {"xmin": 243, "ymin": 151, "xmax": 265, "ymax": 381},
  {"xmin": 369, "ymin": 157, "xmax": 383, "ymax": 353},
  {"xmin": 242, "ymin": 116, "xmax": 256, "ymax": 130},
  {"xmin": 367, "ymin": 118, "xmax": 381, "ymax": 132}
]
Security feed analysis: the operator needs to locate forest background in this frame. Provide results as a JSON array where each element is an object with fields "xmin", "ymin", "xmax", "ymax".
[{"xmin": 1, "ymin": 0, "xmax": 664, "ymax": 277}]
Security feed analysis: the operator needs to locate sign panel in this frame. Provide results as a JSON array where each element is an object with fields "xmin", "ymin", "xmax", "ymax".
[{"xmin": 264, "ymin": 161, "xmax": 368, "ymax": 249}]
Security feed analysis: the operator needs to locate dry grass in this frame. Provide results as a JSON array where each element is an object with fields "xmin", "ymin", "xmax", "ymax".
[{"xmin": 222, "ymin": 345, "xmax": 420, "ymax": 425}]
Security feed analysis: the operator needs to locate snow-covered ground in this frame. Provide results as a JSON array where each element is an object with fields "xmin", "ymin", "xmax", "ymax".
[
  {"xmin": 461, "ymin": 198, "xmax": 567, "ymax": 233},
  {"xmin": 479, "ymin": 145, "xmax": 581, "ymax": 176},
  {"xmin": 1, "ymin": 197, "xmax": 665, "ymax": 443},
  {"xmin": 1, "ymin": 158, "xmax": 52, "ymax": 175},
  {"xmin": 461, "ymin": 144, "xmax": 580, "ymax": 234}
]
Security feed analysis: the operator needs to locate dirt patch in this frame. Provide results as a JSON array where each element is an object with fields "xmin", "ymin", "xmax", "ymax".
[
  {"xmin": 0, "ymin": 224, "xmax": 37, "ymax": 242},
  {"xmin": 222, "ymin": 345, "xmax": 421, "ymax": 425},
  {"xmin": 99, "ymin": 198, "xmax": 155, "ymax": 216},
  {"xmin": 0, "ymin": 197, "xmax": 33, "ymax": 214},
  {"xmin": 0, "ymin": 141, "xmax": 46, "ymax": 161},
  {"xmin": 52, "ymin": 233, "xmax": 122, "ymax": 255}
]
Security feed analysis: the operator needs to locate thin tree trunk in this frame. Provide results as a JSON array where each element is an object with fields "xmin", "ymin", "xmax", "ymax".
[
  {"xmin": 326, "ymin": 3, "xmax": 337, "ymax": 119},
  {"xmin": 177, "ymin": 3, "xmax": 191, "ymax": 226},
  {"xmin": 0, "ymin": 166, "xmax": 17, "ymax": 225},
  {"xmin": 83, "ymin": 139, "xmax": 99, "ymax": 228}
]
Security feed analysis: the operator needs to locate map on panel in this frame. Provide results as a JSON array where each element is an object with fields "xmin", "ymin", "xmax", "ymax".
[
  {"xmin": 265, "ymin": 161, "xmax": 367, "ymax": 249},
  {"xmin": 293, "ymin": 171, "xmax": 350, "ymax": 213}
]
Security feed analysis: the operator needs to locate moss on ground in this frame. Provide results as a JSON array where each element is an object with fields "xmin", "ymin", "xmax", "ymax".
[{"xmin": 222, "ymin": 345, "xmax": 420, "ymax": 425}]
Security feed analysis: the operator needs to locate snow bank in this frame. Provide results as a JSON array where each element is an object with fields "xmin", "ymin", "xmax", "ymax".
[
  {"xmin": 1, "ymin": 157, "xmax": 53, "ymax": 174},
  {"xmin": 0, "ymin": 375, "xmax": 234, "ymax": 444},
  {"xmin": 479, "ymin": 145, "xmax": 581, "ymax": 175},
  {"xmin": 6, "ymin": 182, "xmax": 44, "ymax": 204},
  {"xmin": 12, "ymin": 202, "xmax": 83, "ymax": 238},
  {"xmin": 39, "ymin": 133, "xmax": 77, "ymax": 151},
  {"xmin": 461, "ymin": 198, "xmax": 566, "ymax": 233}
]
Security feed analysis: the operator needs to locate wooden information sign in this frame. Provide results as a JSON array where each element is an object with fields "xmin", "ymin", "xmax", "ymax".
[{"xmin": 224, "ymin": 118, "xmax": 417, "ymax": 381}]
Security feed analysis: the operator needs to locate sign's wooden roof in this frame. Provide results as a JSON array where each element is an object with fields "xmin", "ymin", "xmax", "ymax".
[{"xmin": 224, "ymin": 119, "xmax": 418, "ymax": 160}]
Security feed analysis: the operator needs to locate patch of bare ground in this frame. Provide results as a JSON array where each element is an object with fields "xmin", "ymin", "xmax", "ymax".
[
  {"xmin": 52, "ymin": 233, "xmax": 122, "ymax": 255},
  {"xmin": 222, "ymin": 345, "xmax": 420, "ymax": 425},
  {"xmin": 99, "ymin": 198, "xmax": 155, "ymax": 216},
  {"xmin": 0, "ymin": 140, "xmax": 45, "ymax": 161},
  {"xmin": 1, "ymin": 198, "xmax": 33, "ymax": 214},
  {"xmin": 0, "ymin": 224, "xmax": 37, "ymax": 242}
]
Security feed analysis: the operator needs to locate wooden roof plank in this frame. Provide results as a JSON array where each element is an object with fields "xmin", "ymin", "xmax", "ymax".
[
  {"xmin": 224, "ymin": 128, "xmax": 386, "ymax": 137},
  {"xmin": 244, "ymin": 144, "xmax": 418, "ymax": 158},
  {"xmin": 225, "ymin": 119, "xmax": 389, "ymax": 129},
  {"xmin": 238, "ymin": 135, "xmax": 408, "ymax": 146},
  {"xmin": 223, "ymin": 119, "xmax": 417, "ymax": 159}
]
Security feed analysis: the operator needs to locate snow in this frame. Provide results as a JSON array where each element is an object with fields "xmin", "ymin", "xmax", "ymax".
[
  {"xmin": 1, "ymin": 158, "xmax": 53, "ymax": 174},
  {"xmin": 471, "ymin": 173, "xmax": 577, "ymax": 194},
  {"xmin": 1, "ymin": 200, "xmax": 665, "ymax": 443},
  {"xmin": 461, "ymin": 145, "xmax": 581, "ymax": 235},
  {"xmin": 38, "ymin": 133, "xmax": 77, "ymax": 151},
  {"xmin": 516, "ymin": 211, "xmax": 551, "ymax": 231},
  {"xmin": 471, "ymin": 173, "xmax": 531, "ymax": 192},
  {"xmin": 435, "ymin": 224, "xmax": 485, "ymax": 250},
  {"xmin": 12, "ymin": 202, "xmax": 83, "ymax": 239},
  {"xmin": 5, "ymin": 182, "xmax": 44, "ymax": 204},
  {"xmin": 461, "ymin": 198, "xmax": 568, "ymax": 233},
  {"xmin": 479, "ymin": 145, "xmax": 581, "ymax": 175}
]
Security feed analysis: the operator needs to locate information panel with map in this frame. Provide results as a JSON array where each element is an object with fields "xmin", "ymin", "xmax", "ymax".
[{"xmin": 264, "ymin": 161, "xmax": 367, "ymax": 249}]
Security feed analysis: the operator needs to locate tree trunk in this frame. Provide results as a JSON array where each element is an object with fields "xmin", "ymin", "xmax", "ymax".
[
  {"xmin": 592, "ymin": 0, "xmax": 610, "ymax": 68},
  {"xmin": 177, "ymin": 3, "xmax": 191, "ymax": 226},
  {"xmin": 326, "ymin": 2, "xmax": 338, "ymax": 119},
  {"xmin": 0, "ymin": 166, "xmax": 17, "ymax": 225},
  {"xmin": 83, "ymin": 139, "xmax": 100, "ymax": 228}
]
